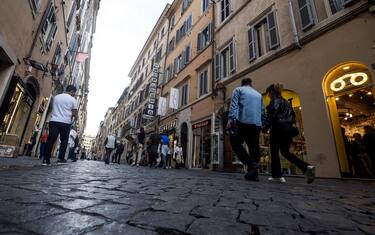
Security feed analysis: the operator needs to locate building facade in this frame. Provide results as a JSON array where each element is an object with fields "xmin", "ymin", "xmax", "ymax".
[
  {"xmin": 212, "ymin": 0, "xmax": 374, "ymax": 178},
  {"xmin": 0, "ymin": 0, "xmax": 100, "ymax": 157},
  {"xmin": 159, "ymin": 0, "xmax": 215, "ymax": 169}
]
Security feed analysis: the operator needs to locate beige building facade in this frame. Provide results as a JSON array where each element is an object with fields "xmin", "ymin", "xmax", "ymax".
[
  {"xmin": 159, "ymin": 0, "xmax": 215, "ymax": 169},
  {"xmin": 213, "ymin": 0, "xmax": 375, "ymax": 178}
]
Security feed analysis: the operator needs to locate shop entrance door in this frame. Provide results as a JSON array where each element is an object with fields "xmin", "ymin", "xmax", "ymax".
[{"xmin": 324, "ymin": 62, "xmax": 374, "ymax": 178}]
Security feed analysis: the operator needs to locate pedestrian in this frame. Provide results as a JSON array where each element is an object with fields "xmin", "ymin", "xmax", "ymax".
[
  {"xmin": 68, "ymin": 127, "xmax": 78, "ymax": 162},
  {"xmin": 263, "ymin": 84, "xmax": 315, "ymax": 184},
  {"xmin": 148, "ymin": 132, "xmax": 161, "ymax": 168},
  {"xmin": 159, "ymin": 134, "xmax": 170, "ymax": 169},
  {"xmin": 362, "ymin": 125, "xmax": 375, "ymax": 178},
  {"xmin": 39, "ymin": 126, "xmax": 49, "ymax": 161},
  {"xmin": 81, "ymin": 147, "xmax": 86, "ymax": 160},
  {"xmin": 227, "ymin": 78, "xmax": 265, "ymax": 181},
  {"xmin": 350, "ymin": 133, "xmax": 372, "ymax": 178},
  {"xmin": 42, "ymin": 85, "xmax": 78, "ymax": 165},
  {"xmin": 104, "ymin": 133, "xmax": 116, "ymax": 164},
  {"xmin": 174, "ymin": 141, "xmax": 184, "ymax": 169},
  {"xmin": 114, "ymin": 140, "xmax": 125, "ymax": 164},
  {"xmin": 133, "ymin": 127, "xmax": 146, "ymax": 166}
]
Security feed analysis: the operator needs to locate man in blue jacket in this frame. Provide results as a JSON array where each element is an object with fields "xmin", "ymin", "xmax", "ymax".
[{"xmin": 227, "ymin": 78, "xmax": 265, "ymax": 181}]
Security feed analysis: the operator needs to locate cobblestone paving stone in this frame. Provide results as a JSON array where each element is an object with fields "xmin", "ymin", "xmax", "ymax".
[{"xmin": 0, "ymin": 158, "xmax": 374, "ymax": 234}]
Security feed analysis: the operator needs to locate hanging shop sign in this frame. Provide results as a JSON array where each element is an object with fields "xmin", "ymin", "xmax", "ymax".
[
  {"xmin": 169, "ymin": 88, "xmax": 179, "ymax": 109},
  {"xmin": 330, "ymin": 72, "xmax": 369, "ymax": 92},
  {"xmin": 192, "ymin": 119, "xmax": 211, "ymax": 129},
  {"xmin": 143, "ymin": 64, "xmax": 160, "ymax": 120},
  {"xmin": 159, "ymin": 119, "xmax": 178, "ymax": 133},
  {"xmin": 157, "ymin": 97, "xmax": 167, "ymax": 116}
]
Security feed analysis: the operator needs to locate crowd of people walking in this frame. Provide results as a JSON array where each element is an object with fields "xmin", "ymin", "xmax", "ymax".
[{"xmin": 39, "ymin": 82, "xmax": 375, "ymax": 182}]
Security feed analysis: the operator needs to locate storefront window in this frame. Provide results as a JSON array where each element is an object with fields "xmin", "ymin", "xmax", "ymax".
[{"xmin": 192, "ymin": 120, "xmax": 211, "ymax": 168}]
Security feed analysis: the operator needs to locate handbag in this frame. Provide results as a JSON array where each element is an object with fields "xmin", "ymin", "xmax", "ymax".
[{"xmin": 225, "ymin": 121, "xmax": 239, "ymax": 137}]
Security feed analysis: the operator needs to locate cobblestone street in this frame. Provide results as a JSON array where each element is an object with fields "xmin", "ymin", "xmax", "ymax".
[{"xmin": 0, "ymin": 158, "xmax": 374, "ymax": 235}]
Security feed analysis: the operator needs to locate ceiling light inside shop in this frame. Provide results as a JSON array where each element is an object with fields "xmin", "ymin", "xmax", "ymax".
[
  {"xmin": 367, "ymin": 91, "xmax": 372, "ymax": 95},
  {"xmin": 335, "ymin": 97, "xmax": 340, "ymax": 101},
  {"xmin": 349, "ymin": 94, "xmax": 353, "ymax": 97},
  {"xmin": 343, "ymin": 66, "xmax": 350, "ymax": 70},
  {"xmin": 344, "ymin": 117, "xmax": 348, "ymax": 120}
]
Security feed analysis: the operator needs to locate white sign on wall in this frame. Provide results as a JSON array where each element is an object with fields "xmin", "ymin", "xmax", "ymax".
[
  {"xmin": 157, "ymin": 97, "xmax": 167, "ymax": 116},
  {"xmin": 169, "ymin": 88, "xmax": 179, "ymax": 109}
]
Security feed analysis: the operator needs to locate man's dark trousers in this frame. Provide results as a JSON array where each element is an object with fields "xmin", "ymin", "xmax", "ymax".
[
  {"xmin": 229, "ymin": 122, "xmax": 261, "ymax": 170},
  {"xmin": 44, "ymin": 121, "xmax": 71, "ymax": 163}
]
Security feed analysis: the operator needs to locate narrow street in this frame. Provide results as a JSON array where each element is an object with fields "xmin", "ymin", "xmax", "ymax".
[{"xmin": 0, "ymin": 158, "xmax": 374, "ymax": 235}]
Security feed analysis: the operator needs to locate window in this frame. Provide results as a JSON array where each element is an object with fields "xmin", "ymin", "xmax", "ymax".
[
  {"xmin": 215, "ymin": 40, "xmax": 236, "ymax": 80},
  {"xmin": 220, "ymin": 0, "xmax": 231, "ymax": 22},
  {"xmin": 329, "ymin": 0, "xmax": 343, "ymax": 14},
  {"xmin": 181, "ymin": 0, "xmax": 192, "ymax": 16},
  {"xmin": 160, "ymin": 28, "xmax": 165, "ymax": 38},
  {"xmin": 52, "ymin": 44, "xmax": 62, "ymax": 65},
  {"xmin": 66, "ymin": 0, "xmax": 77, "ymax": 30},
  {"xmin": 202, "ymin": 0, "xmax": 210, "ymax": 13},
  {"xmin": 248, "ymin": 11, "xmax": 280, "ymax": 61},
  {"xmin": 197, "ymin": 23, "xmax": 212, "ymax": 52},
  {"xmin": 164, "ymin": 64, "xmax": 174, "ymax": 84},
  {"xmin": 170, "ymin": 15, "xmax": 176, "ymax": 30},
  {"xmin": 174, "ymin": 44, "xmax": 191, "ymax": 74},
  {"xmin": 199, "ymin": 70, "xmax": 209, "ymax": 97},
  {"xmin": 167, "ymin": 37, "xmax": 175, "ymax": 54},
  {"xmin": 30, "ymin": 0, "xmax": 41, "ymax": 12},
  {"xmin": 155, "ymin": 47, "xmax": 162, "ymax": 63},
  {"xmin": 41, "ymin": 3, "xmax": 57, "ymax": 51},
  {"xmin": 298, "ymin": 0, "xmax": 315, "ymax": 31},
  {"xmin": 176, "ymin": 15, "xmax": 192, "ymax": 44},
  {"xmin": 180, "ymin": 83, "xmax": 189, "ymax": 107},
  {"xmin": 67, "ymin": 32, "xmax": 78, "ymax": 63}
]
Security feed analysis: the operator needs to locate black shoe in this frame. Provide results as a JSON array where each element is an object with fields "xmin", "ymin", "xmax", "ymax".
[
  {"xmin": 244, "ymin": 169, "xmax": 259, "ymax": 182},
  {"xmin": 57, "ymin": 159, "xmax": 67, "ymax": 164}
]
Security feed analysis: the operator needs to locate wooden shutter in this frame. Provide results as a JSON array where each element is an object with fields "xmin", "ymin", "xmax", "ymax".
[
  {"xmin": 207, "ymin": 23, "xmax": 212, "ymax": 43},
  {"xmin": 229, "ymin": 41, "xmax": 236, "ymax": 74},
  {"xmin": 215, "ymin": 53, "xmax": 221, "ymax": 80},
  {"xmin": 342, "ymin": 0, "xmax": 354, "ymax": 6},
  {"xmin": 197, "ymin": 33, "xmax": 202, "ymax": 51},
  {"xmin": 298, "ymin": 0, "xmax": 315, "ymax": 31},
  {"xmin": 248, "ymin": 27, "xmax": 256, "ymax": 61},
  {"xmin": 267, "ymin": 11, "xmax": 279, "ymax": 50},
  {"xmin": 46, "ymin": 24, "xmax": 58, "ymax": 50}
]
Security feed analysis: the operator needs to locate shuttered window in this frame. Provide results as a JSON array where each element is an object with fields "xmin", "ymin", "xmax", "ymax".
[
  {"xmin": 199, "ymin": 70, "xmax": 209, "ymax": 97},
  {"xmin": 229, "ymin": 41, "xmax": 236, "ymax": 74},
  {"xmin": 215, "ymin": 53, "xmax": 221, "ymax": 81},
  {"xmin": 180, "ymin": 83, "xmax": 189, "ymax": 106},
  {"xmin": 342, "ymin": 0, "xmax": 355, "ymax": 6},
  {"xmin": 298, "ymin": 0, "xmax": 315, "ymax": 31},
  {"xmin": 197, "ymin": 23, "xmax": 212, "ymax": 52},
  {"xmin": 248, "ymin": 27, "xmax": 256, "ymax": 61},
  {"xmin": 267, "ymin": 11, "xmax": 279, "ymax": 50},
  {"xmin": 67, "ymin": 1, "xmax": 77, "ymax": 29}
]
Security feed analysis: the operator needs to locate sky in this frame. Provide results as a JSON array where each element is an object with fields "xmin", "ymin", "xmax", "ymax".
[{"xmin": 85, "ymin": 0, "xmax": 172, "ymax": 136}]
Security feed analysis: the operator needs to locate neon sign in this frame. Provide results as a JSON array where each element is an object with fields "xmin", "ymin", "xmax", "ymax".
[{"xmin": 330, "ymin": 72, "xmax": 368, "ymax": 92}]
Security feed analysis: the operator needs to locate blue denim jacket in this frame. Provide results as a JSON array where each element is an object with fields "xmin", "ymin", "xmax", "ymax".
[{"xmin": 228, "ymin": 86, "xmax": 265, "ymax": 127}]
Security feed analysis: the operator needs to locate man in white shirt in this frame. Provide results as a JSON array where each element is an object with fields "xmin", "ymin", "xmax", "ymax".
[
  {"xmin": 104, "ymin": 133, "xmax": 116, "ymax": 164},
  {"xmin": 43, "ymin": 85, "xmax": 78, "ymax": 165}
]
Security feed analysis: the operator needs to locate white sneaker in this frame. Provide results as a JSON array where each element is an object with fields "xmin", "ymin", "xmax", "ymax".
[
  {"xmin": 131, "ymin": 163, "xmax": 136, "ymax": 166},
  {"xmin": 268, "ymin": 177, "xmax": 286, "ymax": 183},
  {"xmin": 136, "ymin": 164, "xmax": 139, "ymax": 167}
]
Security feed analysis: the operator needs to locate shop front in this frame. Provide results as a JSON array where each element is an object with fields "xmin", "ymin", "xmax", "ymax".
[
  {"xmin": 323, "ymin": 62, "xmax": 374, "ymax": 178},
  {"xmin": 0, "ymin": 76, "xmax": 38, "ymax": 156},
  {"xmin": 192, "ymin": 119, "xmax": 211, "ymax": 169}
]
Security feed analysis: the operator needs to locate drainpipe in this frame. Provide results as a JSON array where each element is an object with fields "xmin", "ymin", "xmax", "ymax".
[
  {"xmin": 210, "ymin": 0, "xmax": 216, "ymax": 99},
  {"xmin": 288, "ymin": 0, "xmax": 302, "ymax": 49}
]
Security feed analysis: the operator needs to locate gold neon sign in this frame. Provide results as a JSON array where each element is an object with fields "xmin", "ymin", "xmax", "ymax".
[{"xmin": 330, "ymin": 72, "xmax": 368, "ymax": 92}]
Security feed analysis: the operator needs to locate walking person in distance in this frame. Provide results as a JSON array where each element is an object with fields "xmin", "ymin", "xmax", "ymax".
[
  {"xmin": 104, "ymin": 133, "xmax": 116, "ymax": 164},
  {"xmin": 227, "ymin": 78, "xmax": 265, "ymax": 181}
]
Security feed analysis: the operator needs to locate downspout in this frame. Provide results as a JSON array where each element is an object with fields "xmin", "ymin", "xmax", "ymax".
[
  {"xmin": 61, "ymin": 0, "xmax": 73, "ymax": 86},
  {"xmin": 210, "ymin": 0, "xmax": 216, "ymax": 100},
  {"xmin": 288, "ymin": 0, "xmax": 302, "ymax": 49}
]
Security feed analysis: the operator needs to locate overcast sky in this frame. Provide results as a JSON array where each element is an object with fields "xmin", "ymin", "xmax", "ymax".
[{"xmin": 85, "ymin": 0, "xmax": 172, "ymax": 136}]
